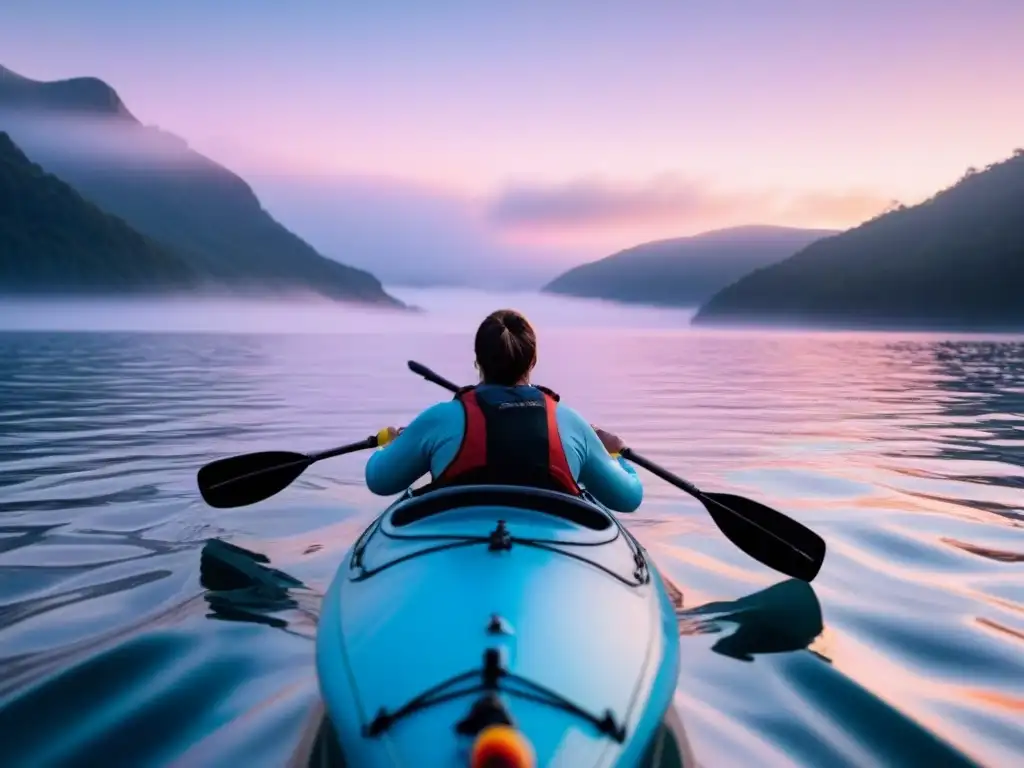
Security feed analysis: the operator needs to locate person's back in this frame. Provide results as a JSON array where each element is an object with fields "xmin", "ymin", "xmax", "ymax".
[{"xmin": 365, "ymin": 309, "xmax": 643, "ymax": 512}]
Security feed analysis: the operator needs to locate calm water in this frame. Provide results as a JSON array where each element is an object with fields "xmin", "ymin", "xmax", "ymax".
[{"xmin": 1, "ymin": 289, "xmax": 1022, "ymax": 767}]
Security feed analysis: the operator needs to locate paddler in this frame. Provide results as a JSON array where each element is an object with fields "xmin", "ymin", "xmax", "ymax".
[{"xmin": 365, "ymin": 309, "xmax": 643, "ymax": 512}]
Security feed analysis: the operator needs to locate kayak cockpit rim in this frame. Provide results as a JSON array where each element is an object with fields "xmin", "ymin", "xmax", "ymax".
[{"xmin": 389, "ymin": 484, "xmax": 614, "ymax": 531}]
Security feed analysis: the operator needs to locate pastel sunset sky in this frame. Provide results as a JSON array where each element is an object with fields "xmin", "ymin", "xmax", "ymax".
[{"xmin": 3, "ymin": 1, "xmax": 1022, "ymax": 285}]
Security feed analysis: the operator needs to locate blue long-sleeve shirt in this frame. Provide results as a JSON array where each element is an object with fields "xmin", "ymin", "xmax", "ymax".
[{"xmin": 365, "ymin": 389, "xmax": 643, "ymax": 512}]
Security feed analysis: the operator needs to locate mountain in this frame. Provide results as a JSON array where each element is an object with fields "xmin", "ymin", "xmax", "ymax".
[
  {"xmin": 542, "ymin": 225, "xmax": 836, "ymax": 307},
  {"xmin": 0, "ymin": 131, "xmax": 197, "ymax": 293},
  {"xmin": 0, "ymin": 64, "xmax": 402, "ymax": 306},
  {"xmin": 0, "ymin": 64, "xmax": 137, "ymax": 119},
  {"xmin": 693, "ymin": 151, "xmax": 1024, "ymax": 330}
]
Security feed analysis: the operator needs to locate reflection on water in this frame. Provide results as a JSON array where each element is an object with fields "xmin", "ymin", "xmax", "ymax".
[
  {"xmin": 677, "ymin": 579, "xmax": 825, "ymax": 663},
  {"xmin": 0, "ymin": 294, "xmax": 1022, "ymax": 767}
]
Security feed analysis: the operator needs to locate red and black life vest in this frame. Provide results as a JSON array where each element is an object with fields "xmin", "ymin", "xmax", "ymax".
[{"xmin": 427, "ymin": 384, "xmax": 581, "ymax": 496}]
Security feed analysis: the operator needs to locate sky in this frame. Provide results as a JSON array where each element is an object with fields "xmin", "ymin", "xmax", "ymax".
[{"xmin": 2, "ymin": 1, "xmax": 1022, "ymax": 285}]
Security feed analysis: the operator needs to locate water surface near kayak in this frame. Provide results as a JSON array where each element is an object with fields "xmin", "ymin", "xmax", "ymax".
[{"xmin": 0, "ymin": 289, "xmax": 1022, "ymax": 767}]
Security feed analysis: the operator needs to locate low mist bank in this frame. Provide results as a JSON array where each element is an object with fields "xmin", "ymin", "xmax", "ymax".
[{"xmin": 0, "ymin": 287, "xmax": 697, "ymax": 334}]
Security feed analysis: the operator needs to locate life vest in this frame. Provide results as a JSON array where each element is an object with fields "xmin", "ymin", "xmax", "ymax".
[{"xmin": 427, "ymin": 384, "xmax": 581, "ymax": 496}]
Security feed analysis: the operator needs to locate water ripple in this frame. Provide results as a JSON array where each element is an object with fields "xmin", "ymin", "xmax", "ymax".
[{"xmin": 0, "ymin": 316, "xmax": 1022, "ymax": 766}]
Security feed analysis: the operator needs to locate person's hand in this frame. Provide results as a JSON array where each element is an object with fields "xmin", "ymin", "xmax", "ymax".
[
  {"xmin": 379, "ymin": 426, "xmax": 405, "ymax": 446},
  {"xmin": 592, "ymin": 425, "xmax": 625, "ymax": 455}
]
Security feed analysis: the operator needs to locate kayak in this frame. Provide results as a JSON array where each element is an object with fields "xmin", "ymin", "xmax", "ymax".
[
  {"xmin": 297, "ymin": 482, "xmax": 690, "ymax": 767},
  {"xmin": 198, "ymin": 360, "xmax": 827, "ymax": 765}
]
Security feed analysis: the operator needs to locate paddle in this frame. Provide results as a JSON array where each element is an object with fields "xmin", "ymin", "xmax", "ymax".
[
  {"xmin": 406, "ymin": 360, "xmax": 826, "ymax": 583},
  {"xmin": 197, "ymin": 435, "xmax": 382, "ymax": 509}
]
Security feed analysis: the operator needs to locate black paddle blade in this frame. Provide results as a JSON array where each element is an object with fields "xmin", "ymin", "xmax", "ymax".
[
  {"xmin": 197, "ymin": 450, "xmax": 312, "ymax": 509},
  {"xmin": 702, "ymin": 492, "xmax": 826, "ymax": 582}
]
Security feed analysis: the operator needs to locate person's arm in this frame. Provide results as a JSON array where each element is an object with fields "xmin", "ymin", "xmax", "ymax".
[
  {"xmin": 561, "ymin": 406, "xmax": 644, "ymax": 512},
  {"xmin": 364, "ymin": 402, "xmax": 452, "ymax": 495}
]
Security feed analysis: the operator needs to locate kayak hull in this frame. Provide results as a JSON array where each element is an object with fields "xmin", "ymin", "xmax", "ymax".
[{"xmin": 314, "ymin": 485, "xmax": 682, "ymax": 767}]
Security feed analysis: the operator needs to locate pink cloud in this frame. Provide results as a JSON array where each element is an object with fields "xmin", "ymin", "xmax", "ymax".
[{"xmin": 487, "ymin": 174, "xmax": 892, "ymax": 244}]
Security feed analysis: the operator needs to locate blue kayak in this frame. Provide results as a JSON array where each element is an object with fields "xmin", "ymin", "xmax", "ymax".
[{"xmin": 304, "ymin": 484, "xmax": 689, "ymax": 767}]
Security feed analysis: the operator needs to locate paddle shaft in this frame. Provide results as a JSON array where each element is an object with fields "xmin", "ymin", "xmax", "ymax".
[
  {"xmin": 618, "ymin": 447, "xmax": 698, "ymax": 496},
  {"xmin": 310, "ymin": 436, "xmax": 380, "ymax": 462}
]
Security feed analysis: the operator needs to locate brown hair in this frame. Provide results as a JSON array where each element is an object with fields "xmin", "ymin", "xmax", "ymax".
[{"xmin": 474, "ymin": 309, "xmax": 537, "ymax": 386}]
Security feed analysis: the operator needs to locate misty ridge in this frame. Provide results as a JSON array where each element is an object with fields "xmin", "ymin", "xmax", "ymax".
[
  {"xmin": 0, "ymin": 65, "xmax": 401, "ymax": 306},
  {"xmin": 692, "ymin": 149, "xmax": 1024, "ymax": 331},
  {"xmin": 0, "ymin": 66, "xmax": 215, "ymax": 173}
]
